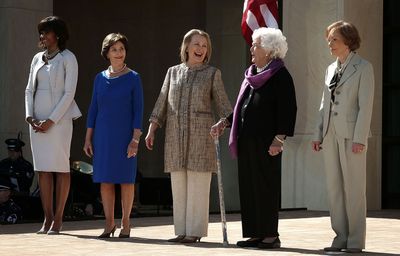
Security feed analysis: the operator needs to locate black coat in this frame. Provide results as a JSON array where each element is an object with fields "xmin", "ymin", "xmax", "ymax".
[
  {"xmin": 230, "ymin": 66, "xmax": 297, "ymax": 238},
  {"xmin": 229, "ymin": 66, "xmax": 297, "ymax": 142}
]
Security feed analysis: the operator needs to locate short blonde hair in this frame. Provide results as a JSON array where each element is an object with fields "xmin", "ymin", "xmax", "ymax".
[
  {"xmin": 180, "ymin": 29, "xmax": 212, "ymax": 64},
  {"xmin": 101, "ymin": 33, "xmax": 128, "ymax": 60},
  {"xmin": 252, "ymin": 27, "xmax": 288, "ymax": 59}
]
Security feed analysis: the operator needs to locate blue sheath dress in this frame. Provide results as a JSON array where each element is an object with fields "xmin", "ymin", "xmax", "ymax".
[{"xmin": 87, "ymin": 70, "xmax": 143, "ymax": 183}]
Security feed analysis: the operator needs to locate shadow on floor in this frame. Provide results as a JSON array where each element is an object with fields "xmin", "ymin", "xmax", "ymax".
[{"xmin": 31, "ymin": 233, "xmax": 400, "ymax": 256}]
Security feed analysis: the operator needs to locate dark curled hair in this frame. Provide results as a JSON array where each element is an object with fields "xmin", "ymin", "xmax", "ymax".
[
  {"xmin": 37, "ymin": 16, "xmax": 69, "ymax": 51},
  {"xmin": 101, "ymin": 33, "xmax": 129, "ymax": 60}
]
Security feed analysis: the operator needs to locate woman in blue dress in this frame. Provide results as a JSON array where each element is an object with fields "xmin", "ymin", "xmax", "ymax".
[{"xmin": 84, "ymin": 33, "xmax": 143, "ymax": 239}]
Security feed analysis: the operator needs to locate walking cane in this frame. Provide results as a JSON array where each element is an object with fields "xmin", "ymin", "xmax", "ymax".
[{"xmin": 214, "ymin": 137, "xmax": 229, "ymax": 246}]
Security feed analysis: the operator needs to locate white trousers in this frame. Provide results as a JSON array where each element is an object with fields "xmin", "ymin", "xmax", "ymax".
[
  {"xmin": 322, "ymin": 122, "xmax": 367, "ymax": 249},
  {"xmin": 170, "ymin": 171, "xmax": 212, "ymax": 237}
]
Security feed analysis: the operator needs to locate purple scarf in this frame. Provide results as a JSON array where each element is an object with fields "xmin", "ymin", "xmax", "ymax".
[{"xmin": 228, "ymin": 58, "xmax": 285, "ymax": 158}]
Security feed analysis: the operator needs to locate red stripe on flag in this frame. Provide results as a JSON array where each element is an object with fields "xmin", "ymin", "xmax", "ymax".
[{"xmin": 241, "ymin": 0, "xmax": 279, "ymax": 45}]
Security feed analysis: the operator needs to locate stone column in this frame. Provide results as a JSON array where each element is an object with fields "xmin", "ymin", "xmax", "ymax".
[
  {"xmin": 0, "ymin": 0, "xmax": 52, "ymax": 160},
  {"xmin": 206, "ymin": 0, "xmax": 247, "ymax": 211}
]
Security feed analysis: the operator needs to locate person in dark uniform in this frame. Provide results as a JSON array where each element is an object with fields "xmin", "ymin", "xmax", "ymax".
[
  {"xmin": 0, "ymin": 136, "xmax": 34, "ymax": 195},
  {"xmin": 0, "ymin": 135, "xmax": 42, "ymax": 221},
  {"xmin": 0, "ymin": 177, "xmax": 22, "ymax": 224}
]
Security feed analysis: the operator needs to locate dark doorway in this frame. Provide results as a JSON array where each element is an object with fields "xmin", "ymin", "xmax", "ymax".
[
  {"xmin": 53, "ymin": 0, "xmax": 206, "ymax": 178},
  {"xmin": 382, "ymin": 0, "xmax": 400, "ymax": 208}
]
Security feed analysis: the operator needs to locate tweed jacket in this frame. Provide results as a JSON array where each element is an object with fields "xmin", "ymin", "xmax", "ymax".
[
  {"xmin": 25, "ymin": 49, "xmax": 82, "ymax": 124},
  {"xmin": 314, "ymin": 53, "xmax": 374, "ymax": 145},
  {"xmin": 150, "ymin": 63, "xmax": 232, "ymax": 173}
]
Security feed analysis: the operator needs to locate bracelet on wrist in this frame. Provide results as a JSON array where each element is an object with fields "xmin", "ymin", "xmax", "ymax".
[
  {"xmin": 131, "ymin": 138, "xmax": 140, "ymax": 144},
  {"xmin": 220, "ymin": 117, "xmax": 229, "ymax": 128},
  {"xmin": 274, "ymin": 136, "xmax": 285, "ymax": 144}
]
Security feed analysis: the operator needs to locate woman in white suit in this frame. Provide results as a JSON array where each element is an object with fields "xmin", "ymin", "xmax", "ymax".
[
  {"xmin": 312, "ymin": 21, "xmax": 374, "ymax": 253},
  {"xmin": 25, "ymin": 16, "xmax": 81, "ymax": 234}
]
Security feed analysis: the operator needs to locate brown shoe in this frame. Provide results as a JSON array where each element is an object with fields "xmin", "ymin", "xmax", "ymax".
[
  {"xmin": 345, "ymin": 248, "xmax": 362, "ymax": 253},
  {"xmin": 167, "ymin": 235, "xmax": 185, "ymax": 242},
  {"xmin": 180, "ymin": 236, "xmax": 201, "ymax": 243},
  {"xmin": 323, "ymin": 247, "xmax": 342, "ymax": 252},
  {"xmin": 97, "ymin": 225, "xmax": 117, "ymax": 239}
]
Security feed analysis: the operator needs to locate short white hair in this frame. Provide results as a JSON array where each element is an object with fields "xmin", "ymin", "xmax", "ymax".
[{"xmin": 252, "ymin": 27, "xmax": 288, "ymax": 59}]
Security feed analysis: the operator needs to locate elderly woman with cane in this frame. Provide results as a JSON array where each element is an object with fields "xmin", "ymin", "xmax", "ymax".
[{"xmin": 212, "ymin": 27, "xmax": 297, "ymax": 249}]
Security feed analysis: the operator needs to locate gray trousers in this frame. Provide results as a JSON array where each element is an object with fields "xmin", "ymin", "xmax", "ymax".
[
  {"xmin": 322, "ymin": 122, "xmax": 367, "ymax": 249},
  {"xmin": 170, "ymin": 171, "xmax": 212, "ymax": 237}
]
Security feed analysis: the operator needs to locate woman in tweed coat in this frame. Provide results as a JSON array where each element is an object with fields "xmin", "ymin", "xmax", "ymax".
[{"xmin": 145, "ymin": 29, "xmax": 232, "ymax": 243}]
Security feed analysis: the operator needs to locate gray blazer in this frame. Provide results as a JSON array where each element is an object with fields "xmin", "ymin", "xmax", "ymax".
[
  {"xmin": 314, "ymin": 53, "xmax": 374, "ymax": 145},
  {"xmin": 25, "ymin": 49, "xmax": 81, "ymax": 123}
]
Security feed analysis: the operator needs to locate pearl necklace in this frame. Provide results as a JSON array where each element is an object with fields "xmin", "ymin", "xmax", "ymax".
[
  {"xmin": 256, "ymin": 59, "xmax": 273, "ymax": 73},
  {"xmin": 44, "ymin": 48, "xmax": 60, "ymax": 62},
  {"xmin": 108, "ymin": 64, "xmax": 127, "ymax": 74}
]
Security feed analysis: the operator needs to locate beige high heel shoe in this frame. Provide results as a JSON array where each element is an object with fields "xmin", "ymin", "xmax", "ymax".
[
  {"xmin": 36, "ymin": 220, "xmax": 52, "ymax": 234},
  {"xmin": 167, "ymin": 235, "xmax": 186, "ymax": 242},
  {"xmin": 47, "ymin": 221, "xmax": 63, "ymax": 235}
]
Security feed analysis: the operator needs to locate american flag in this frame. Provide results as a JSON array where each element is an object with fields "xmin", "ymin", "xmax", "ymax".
[{"xmin": 241, "ymin": 0, "xmax": 279, "ymax": 45}]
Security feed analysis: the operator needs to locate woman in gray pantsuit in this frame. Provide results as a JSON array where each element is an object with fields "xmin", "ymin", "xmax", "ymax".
[
  {"xmin": 312, "ymin": 21, "xmax": 374, "ymax": 253},
  {"xmin": 145, "ymin": 29, "xmax": 232, "ymax": 243}
]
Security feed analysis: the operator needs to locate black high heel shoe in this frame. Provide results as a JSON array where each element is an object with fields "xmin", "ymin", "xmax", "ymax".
[
  {"xmin": 98, "ymin": 225, "xmax": 117, "ymax": 238},
  {"xmin": 180, "ymin": 236, "xmax": 201, "ymax": 243},
  {"xmin": 118, "ymin": 228, "xmax": 131, "ymax": 238}
]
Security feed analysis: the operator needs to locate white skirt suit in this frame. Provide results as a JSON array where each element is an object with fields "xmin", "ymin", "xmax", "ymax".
[{"xmin": 25, "ymin": 50, "xmax": 81, "ymax": 172}]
